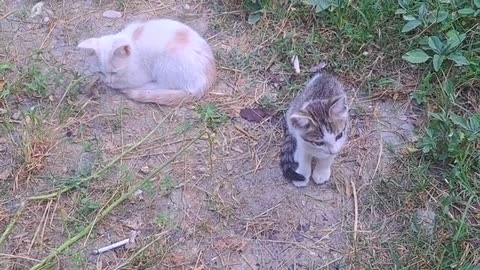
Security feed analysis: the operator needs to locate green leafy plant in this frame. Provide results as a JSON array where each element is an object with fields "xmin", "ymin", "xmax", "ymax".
[
  {"xmin": 305, "ymin": 0, "xmax": 345, "ymax": 12},
  {"xmin": 396, "ymin": 1, "xmax": 449, "ymax": 32},
  {"xmin": 457, "ymin": 0, "xmax": 480, "ymax": 16},
  {"xmin": 0, "ymin": 62, "xmax": 13, "ymax": 75},
  {"xmin": 23, "ymin": 66, "xmax": 48, "ymax": 97},
  {"xmin": 155, "ymin": 213, "xmax": 172, "ymax": 229},
  {"xmin": 197, "ymin": 103, "xmax": 228, "ymax": 130},
  {"xmin": 402, "ymin": 30, "xmax": 469, "ymax": 71},
  {"xmin": 244, "ymin": 0, "xmax": 272, "ymax": 24}
]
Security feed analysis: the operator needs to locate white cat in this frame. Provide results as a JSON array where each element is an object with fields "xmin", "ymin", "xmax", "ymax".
[{"xmin": 77, "ymin": 19, "xmax": 216, "ymax": 106}]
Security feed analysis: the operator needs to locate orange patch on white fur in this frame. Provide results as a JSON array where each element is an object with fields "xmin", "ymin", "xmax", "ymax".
[{"xmin": 166, "ymin": 28, "xmax": 191, "ymax": 52}]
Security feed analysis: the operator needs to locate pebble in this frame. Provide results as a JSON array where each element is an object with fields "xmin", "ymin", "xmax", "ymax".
[
  {"xmin": 11, "ymin": 111, "xmax": 21, "ymax": 120},
  {"xmin": 140, "ymin": 166, "xmax": 150, "ymax": 174},
  {"xmin": 415, "ymin": 208, "xmax": 436, "ymax": 237},
  {"xmin": 78, "ymin": 152, "xmax": 97, "ymax": 176},
  {"xmin": 102, "ymin": 10, "xmax": 122, "ymax": 19},
  {"xmin": 226, "ymin": 163, "xmax": 233, "ymax": 171},
  {"xmin": 0, "ymin": 168, "xmax": 11, "ymax": 181}
]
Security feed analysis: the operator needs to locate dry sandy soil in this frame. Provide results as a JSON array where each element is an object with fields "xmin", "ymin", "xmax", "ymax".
[{"xmin": 0, "ymin": 0, "xmax": 418, "ymax": 269}]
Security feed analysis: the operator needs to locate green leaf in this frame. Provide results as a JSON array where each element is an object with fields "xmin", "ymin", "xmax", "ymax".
[
  {"xmin": 428, "ymin": 36, "xmax": 444, "ymax": 53},
  {"xmin": 433, "ymin": 54, "xmax": 445, "ymax": 71},
  {"xmin": 446, "ymin": 30, "xmax": 466, "ymax": 49},
  {"xmin": 402, "ymin": 49, "xmax": 431, "ymax": 63},
  {"xmin": 247, "ymin": 12, "xmax": 263, "ymax": 24},
  {"xmin": 458, "ymin": 8, "xmax": 475, "ymax": 15},
  {"xmin": 418, "ymin": 3, "xmax": 428, "ymax": 18},
  {"xmin": 398, "ymin": 0, "xmax": 409, "ymax": 10},
  {"xmin": 402, "ymin": 19, "xmax": 422, "ymax": 32},
  {"xmin": 475, "ymin": 0, "xmax": 480, "ymax": 8},
  {"xmin": 447, "ymin": 51, "xmax": 469, "ymax": 66},
  {"xmin": 450, "ymin": 114, "xmax": 469, "ymax": 130},
  {"xmin": 442, "ymin": 79, "xmax": 454, "ymax": 100},
  {"xmin": 468, "ymin": 114, "xmax": 480, "ymax": 133},
  {"xmin": 427, "ymin": 10, "xmax": 448, "ymax": 23},
  {"xmin": 395, "ymin": 8, "xmax": 407, "ymax": 14},
  {"xmin": 307, "ymin": 0, "xmax": 334, "ymax": 12},
  {"xmin": 403, "ymin": 14, "xmax": 417, "ymax": 20}
]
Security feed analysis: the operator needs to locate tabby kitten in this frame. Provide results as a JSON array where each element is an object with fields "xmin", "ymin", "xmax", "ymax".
[{"xmin": 280, "ymin": 73, "xmax": 349, "ymax": 187}]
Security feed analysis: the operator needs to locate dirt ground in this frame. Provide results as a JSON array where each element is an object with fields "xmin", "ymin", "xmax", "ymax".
[{"xmin": 0, "ymin": 0, "xmax": 418, "ymax": 269}]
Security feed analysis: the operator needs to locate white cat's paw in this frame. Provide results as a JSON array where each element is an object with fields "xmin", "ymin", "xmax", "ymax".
[
  {"xmin": 312, "ymin": 169, "xmax": 331, "ymax": 184},
  {"xmin": 292, "ymin": 179, "xmax": 309, "ymax": 187}
]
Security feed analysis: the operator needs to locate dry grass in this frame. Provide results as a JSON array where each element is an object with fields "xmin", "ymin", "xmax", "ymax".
[{"xmin": 0, "ymin": 0, "xmax": 432, "ymax": 269}]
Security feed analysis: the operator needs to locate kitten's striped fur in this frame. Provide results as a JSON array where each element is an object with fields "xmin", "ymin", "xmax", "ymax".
[
  {"xmin": 280, "ymin": 120, "xmax": 305, "ymax": 181},
  {"xmin": 280, "ymin": 72, "xmax": 349, "ymax": 187}
]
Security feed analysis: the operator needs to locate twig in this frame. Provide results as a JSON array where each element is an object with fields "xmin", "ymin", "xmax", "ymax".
[
  {"xmin": 0, "ymin": 202, "xmax": 25, "ymax": 247},
  {"xmin": 51, "ymin": 77, "xmax": 83, "ymax": 117},
  {"xmin": 92, "ymin": 238, "xmax": 129, "ymax": 255},
  {"xmin": 240, "ymin": 253, "xmax": 256, "ymax": 270},
  {"xmin": 371, "ymin": 134, "xmax": 383, "ymax": 181},
  {"xmin": 351, "ymin": 180, "xmax": 359, "ymax": 243},
  {"xmin": 0, "ymin": 253, "xmax": 40, "ymax": 262},
  {"xmin": 29, "ymin": 133, "xmax": 203, "ymax": 270}
]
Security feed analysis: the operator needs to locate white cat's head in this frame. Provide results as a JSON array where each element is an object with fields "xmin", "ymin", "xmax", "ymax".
[
  {"xmin": 77, "ymin": 35, "xmax": 131, "ymax": 87},
  {"xmin": 290, "ymin": 95, "xmax": 348, "ymax": 155}
]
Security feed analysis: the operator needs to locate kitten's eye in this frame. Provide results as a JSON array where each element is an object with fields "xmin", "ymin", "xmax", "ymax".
[
  {"xmin": 314, "ymin": 141, "xmax": 325, "ymax": 146},
  {"xmin": 335, "ymin": 132, "xmax": 343, "ymax": 140}
]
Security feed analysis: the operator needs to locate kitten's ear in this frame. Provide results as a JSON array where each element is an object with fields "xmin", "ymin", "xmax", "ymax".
[
  {"xmin": 113, "ymin": 44, "xmax": 131, "ymax": 58},
  {"xmin": 77, "ymin": 38, "xmax": 100, "ymax": 51},
  {"xmin": 290, "ymin": 112, "xmax": 312, "ymax": 129},
  {"xmin": 329, "ymin": 95, "xmax": 348, "ymax": 119}
]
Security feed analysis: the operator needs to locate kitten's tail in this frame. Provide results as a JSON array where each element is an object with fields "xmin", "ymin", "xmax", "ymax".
[
  {"xmin": 280, "ymin": 122, "xmax": 306, "ymax": 182},
  {"xmin": 122, "ymin": 89, "xmax": 197, "ymax": 106}
]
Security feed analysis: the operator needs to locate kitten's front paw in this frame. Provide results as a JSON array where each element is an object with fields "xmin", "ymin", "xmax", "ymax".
[
  {"xmin": 312, "ymin": 169, "xmax": 331, "ymax": 184},
  {"xmin": 291, "ymin": 179, "xmax": 309, "ymax": 188}
]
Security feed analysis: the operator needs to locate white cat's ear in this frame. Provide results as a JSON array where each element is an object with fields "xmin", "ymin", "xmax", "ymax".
[
  {"xmin": 113, "ymin": 44, "xmax": 131, "ymax": 58},
  {"xmin": 329, "ymin": 95, "xmax": 348, "ymax": 119},
  {"xmin": 290, "ymin": 113, "xmax": 312, "ymax": 129},
  {"xmin": 77, "ymin": 38, "xmax": 100, "ymax": 50}
]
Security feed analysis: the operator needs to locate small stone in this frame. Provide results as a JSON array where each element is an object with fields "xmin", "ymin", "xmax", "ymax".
[
  {"xmin": 226, "ymin": 163, "xmax": 233, "ymax": 171},
  {"xmin": 11, "ymin": 111, "xmax": 21, "ymax": 120},
  {"xmin": 133, "ymin": 190, "xmax": 144, "ymax": 201},
  {"xmin": 78, "ymin": 152, "xmax": 97, "ymax": 176},
  {"xmin": 415, "ymin": 208, "xmax": 436, "ymax": 237},
  {"xmin": 102, "ymin": 10, "xmax": 122, "ymax": 19},
  {"xmin": 184, "ymin": 3, "xmax": 191, "ymax": 9},
  {"xmin": 0, "ymin": 145, "xmax": 6, "ymax": 152},
  {"xmin": 43, "ymin": 16, "xmax": 50, "ymax": 23},
  {"xmin": 0, "ymin": 168, "xmax": 11, "ymax": 181},
  {"xmin": 140, "ymin": 166, "xmax": 150, "ymax": 174}
]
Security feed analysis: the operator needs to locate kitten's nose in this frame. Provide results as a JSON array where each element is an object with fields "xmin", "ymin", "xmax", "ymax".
[{"xmin": 328, "ymin": 147, "xmax": 338, "ymax": 155}]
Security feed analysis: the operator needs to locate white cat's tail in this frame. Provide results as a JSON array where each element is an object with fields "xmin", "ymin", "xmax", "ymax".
[{"xmin": 122, "ymin": 89, "xmax": 197, "ymax": 106}]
